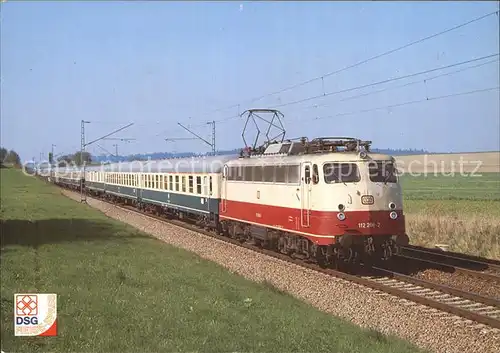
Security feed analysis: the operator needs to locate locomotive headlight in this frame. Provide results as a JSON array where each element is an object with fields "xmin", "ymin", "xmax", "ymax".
[
  {"xmin": 359, "ymin": 151, "xmax": 368, "ymax": 159},
  {"xmin": 337, "ymin": 212, "xmax": 346, "ymax": 221},
  {"xmin": 389, "ymin": 202, "xmax": 396, "ymax": 210},
  {"xmin": 338, "ymin": 204, "xmax": 345, "ymax": 211},
  {"xmin": 389, "ymin": 211, "xmax": 398, "ymax": 220}
]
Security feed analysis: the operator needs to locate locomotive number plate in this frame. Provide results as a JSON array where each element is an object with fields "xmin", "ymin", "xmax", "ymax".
[
  {"xmin": 358, "ymin": 222, "xmax": 381, "ymax": 228},
  {"xmin": 361, "ymin": 195, "xmax": 374, "ymax": 205}
]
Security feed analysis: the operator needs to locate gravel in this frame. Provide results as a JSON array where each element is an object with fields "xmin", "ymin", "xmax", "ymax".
[
  {"xmin": 63, "ymin": 190, "xmax": 500, "ymax": 353},
  {"xmin": 415, "ymin": 269, "xmax": 500, "ymax": 299}
]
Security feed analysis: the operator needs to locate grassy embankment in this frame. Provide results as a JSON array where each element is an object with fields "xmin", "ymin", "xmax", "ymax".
[
  {"xmin": 0, "ymin": 168, "xmax": 423, "ymax": 353},
  {"xmin": 400, "ymin": 172, "xmax": 500, "ymax": 259}
]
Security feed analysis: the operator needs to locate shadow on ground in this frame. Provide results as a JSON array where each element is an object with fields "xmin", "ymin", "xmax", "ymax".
[{"xmin": 0, "ymin": 218, "xmax": 147, "ymax": 248}]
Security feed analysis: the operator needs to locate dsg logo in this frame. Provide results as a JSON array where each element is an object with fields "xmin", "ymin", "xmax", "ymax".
[{"xmin": 14, "ymin": 293, "xmax": 57, "ymax": 336}]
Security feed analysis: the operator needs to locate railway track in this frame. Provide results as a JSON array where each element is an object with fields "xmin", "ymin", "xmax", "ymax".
[
  {"xmin": 70, "ymin": 190, "xmax": 500, "ymax": 330},
  {"xmin": 399, "ymin": 245, "xmax": 500, "ymax": 281}
]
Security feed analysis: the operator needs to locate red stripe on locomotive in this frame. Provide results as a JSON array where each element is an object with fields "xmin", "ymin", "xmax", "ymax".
[{"xmin": 220, "ymin": 200, "xmax": 405, "ymax": 246}]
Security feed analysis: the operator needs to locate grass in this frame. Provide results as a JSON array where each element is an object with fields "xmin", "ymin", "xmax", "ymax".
[
  {"xmin": 0, "ymin": 168, "xmax": 423, "ymax": 353},
  {"xmin": 400, "ymin": 173, "xmax": 500, "ymax": 201},
  {"xmin": 401, "ymin": 173, "xmax": 500, "ymax": 259}
]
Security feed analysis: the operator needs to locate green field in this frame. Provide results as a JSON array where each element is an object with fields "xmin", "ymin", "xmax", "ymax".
[
  {"xmin": 0, "ymin": 168, "xmax": 422, "ymax": 353},
  {"xmin": 400, "ymin": 173, "xmax": 500, "ymax": 258},
  {"xmin": 400, "ymin": 172, "xmax": 500, "ymax": 201}
]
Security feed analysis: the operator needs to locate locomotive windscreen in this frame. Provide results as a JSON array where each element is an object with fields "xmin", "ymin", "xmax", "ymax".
[
  {"xmin": 368, "ymin": 161, "xmax": 398, "ymax": 183},
  {"xmin": 323, "ymin": 163, "xmax": 360, "ymax": 183}
]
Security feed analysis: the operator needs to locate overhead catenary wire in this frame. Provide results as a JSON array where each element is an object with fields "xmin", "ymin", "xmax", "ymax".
[
  {"xmin": 183, "ymin": 10, "xmax": 499, "ymax": 122},
  {"xmin": 308, "ymin": 86, "xmax": 500, "ymax": 122},
  {"xmin": 300, "ymin": 57, "xmax": 500, "ymax": 111},
  {"xmin": 190, "ymin": 53, "xmax": 499, "ymax": 126},
  {"xmin": 269, "ymin": 53, "xmax": 499, "ymax": 109}
]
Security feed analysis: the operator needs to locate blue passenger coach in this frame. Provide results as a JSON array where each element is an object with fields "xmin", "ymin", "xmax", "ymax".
[{"xmin": 84, "ymin": 155, "xmax": 236, "ymax": 219}]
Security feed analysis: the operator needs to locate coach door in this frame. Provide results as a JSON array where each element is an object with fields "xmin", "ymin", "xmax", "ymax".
[
  {"xmin": 301, "ymin": 162, "xmax": 312, "ymax": 227},
  {"xmin": 221, "ymin": 165, "xmax": 228, "ymax": 213}
]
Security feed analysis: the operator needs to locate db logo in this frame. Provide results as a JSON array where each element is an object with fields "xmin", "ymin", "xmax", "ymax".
[{"xmin": 14, "ymin": 293, "xmax": 57, "ymax": 336}]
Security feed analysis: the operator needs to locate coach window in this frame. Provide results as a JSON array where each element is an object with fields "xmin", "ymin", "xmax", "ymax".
[
  {"xmin": 175, "ymin": 175, "xmax": 179, "ymax": 191},
  {"xmin": 209, "ymin": 176, "xmax": 212, "ymax": 195},
  {"xmin": 312, "ymin": 164, "xmax": 319, "ymax": 184},
  {"xmin": 304, "ymin": 165, "xmax": 311, "ymax": 184},
  {"xmin": 169, "ymin": 175, "xmax": 173, "ymax": 191},
  {"xmin": 203, "ymin": 176, "xmax": 208, "ymax": 195},
  {"xmin": 188, "ymin": 176, "xmax": 194, "ymax": 193},
  {"xmin": 163, "ymin": 175, "xmax": 167, "ymax": 190},
  {"xmin": 196, "ymin": 176, "xmax": 202, "ymax": 194},
  {"xmin": 182, "ymin": 176, "xmax": 186, "ymax": 192}
]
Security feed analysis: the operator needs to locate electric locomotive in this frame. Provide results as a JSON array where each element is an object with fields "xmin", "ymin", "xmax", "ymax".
[{"xmin": 219, "ymin": 137, "xmax": 409, "ymax": 265}]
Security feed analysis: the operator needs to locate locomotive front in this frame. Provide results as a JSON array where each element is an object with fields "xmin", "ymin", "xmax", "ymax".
[{"xmin": 315, "ymin": 151, "xmax": 409, "ymax": 261}]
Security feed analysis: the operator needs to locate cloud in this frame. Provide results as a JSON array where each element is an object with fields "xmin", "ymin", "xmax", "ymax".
[{"xmin": 239, "ymin": 4, "xmax": 244, "ymax": 12}]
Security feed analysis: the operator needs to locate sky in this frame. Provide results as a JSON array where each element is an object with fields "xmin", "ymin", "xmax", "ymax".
[{"xmin": 1, "ymin": 1, "xmax": 499, "ymax": 162}]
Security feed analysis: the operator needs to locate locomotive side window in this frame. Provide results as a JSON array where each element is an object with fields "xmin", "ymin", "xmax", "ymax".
[
  {"xmin": 323, "ymin": 163, "xmax": 360, "ymax": 183},
  {"xmin": 275, "ymin": 166, "xmax": 286, "ymax": 183},
  {"xmin": 235, "ymin": 166, "xmax": 243, "ymax": 181},
  {"xmin": 369, "ymin": 161, "xmax": 398, "ymax": 183},
  {"xmin": 175, "ymin": 175, "xmax": 180, "ymax": 191},
  {"xmin": 312, "ymin": 164, "xmax": 319, "ymax": 184},
  {"xmin": 209, "ymin": 176, "xmax": 213, "ymax": 194},
  {"xmin": 286, "ymin": 165, "xmax": 300, "ymax": 183},
  {"xmin": 304, "ymin": 165, "xmax": 311, "ymax": 184},
  {"xmin": 169, "ymin": 175, "xmax": 173, "ymax": 190},
  {"xmin": 253, "ymin": 166, "xmax": 263, "ymax": 182},
  {"xmin": 263, "ymin": 166, "xmax": 274, "ymax": 182}
]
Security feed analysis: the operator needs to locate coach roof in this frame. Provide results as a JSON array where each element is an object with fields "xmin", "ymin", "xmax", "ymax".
[{"xmin": 86, "ymin": 155, "xmax": 239, "ymax": 173}]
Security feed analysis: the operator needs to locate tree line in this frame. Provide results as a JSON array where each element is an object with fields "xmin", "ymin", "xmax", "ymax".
[
  {"xmin": 56, "ymin": 151, "xmax": 93, "ymax": 167},
  {"xmin": 0, "ymin": 147, "xmax": 21, "ymax": 168}
]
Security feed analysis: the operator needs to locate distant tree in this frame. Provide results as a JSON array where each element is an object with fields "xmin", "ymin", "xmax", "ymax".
[
  {"xmin": 73, "ymin": 151, "xmax": 92, "ymax": 166},
  {"xmin": 0, "ymin": 147, "xmax": 8, "ymax": 164},
  {"xmin": 4, "ymin": 149, "xmax": 21, "ymax": 167}
]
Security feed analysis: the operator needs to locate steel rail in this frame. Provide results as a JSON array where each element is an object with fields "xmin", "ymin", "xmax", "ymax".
[
  {"xmin": 61, "ymin": 189, "xmax": 500, "ymax": 330},
  {"xmin": 394, "ymin": 254, "xmax": 500, "ymax": 282},
  {"xmin": 401, "ymin": 245, "xmax": 500, "ymax": 272}
]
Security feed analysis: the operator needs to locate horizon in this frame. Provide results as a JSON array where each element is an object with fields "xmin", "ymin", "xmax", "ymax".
[{"xmin": 1, "ymin": 1, "xmax": 499, "ymax": 161}]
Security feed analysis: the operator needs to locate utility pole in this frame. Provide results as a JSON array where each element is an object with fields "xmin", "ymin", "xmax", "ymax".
[
  {"xmin": 80, "ymin": 120, "xmax": 90, "ymax": 203},
  {"xmin": 207, "ymin": 120, "xmax": 216, "ymax": 155},
  {"xmin": 102, "ymin": 138, "xmax": 136, "ymax": 157},
  {"xmin": 79, "ymin": 120, "xmax": 133, "ymax": 203},
  {"xmin": 50, "ymin": 144, "xmax": 56, "ymax": 165},
  {"xmin": 166, "ymin": 121, "xmax": 216, "ymax": 155}
]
